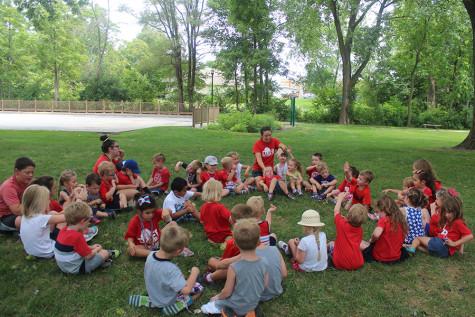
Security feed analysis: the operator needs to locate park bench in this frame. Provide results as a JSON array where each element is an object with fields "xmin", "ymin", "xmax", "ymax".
[{"xmin": 423, "ymin": 123, "xmax": 442, "ymax": 129}]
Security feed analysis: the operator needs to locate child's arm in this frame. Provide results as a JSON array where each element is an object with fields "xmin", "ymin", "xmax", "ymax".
[
  {"xmin": 334, "ymin": 192, "xmax": 346, "ymax": 217},
  {"xmin": 216, "ymin": 254, "xmax": 241, "ymax": 270},
  {"xmin": 325, "ymin": 179, "xmax": 338, "ymax": 187},
  {"xmin": 445, "ymin": 234, "xmax": 474, "ymax": 248},
  {"xmin": 105, "ymin": 180, "xmax": 116, "ymax": 200},
  {"xmin": 278, "ymin": 252, "xmax": 288, "ymax": 278},
  {"xmin": 85, "ymin": 244, "xmax": 102, "ymax": 260},
  {"xmin": 47, "ymin": 214, "xmax": 66, "ymax": 225},
  {"xmin": 243, "ymin": 165, "xmax": 251, "ymax": 178},
  {"xmin": 174, "ymin": 161, "xmax": 187, "ymax": 172},
  {"xmin": 266, "ymin": 204, "xmax": 277, "ymax": 227},
  {"xmin": 181, "ymin": 266, "xmax": 200, "ymax": 295},
  {"xmin": 368, "ymin": 227, "xmax": 384, "ymax": 244},
  {"xmin": 286, "ymin": 147, "xmax": 294, "ymax": 159},
  {"xmin": 116, "ymin": 184, "xmax": 137, "ymax": 190},
  {"xmin": 127, "ymin": 238, "xmax": 137, "ymax": 256},
  {"xmin": 421, "ymin": 208, "xmax": 430, "ymax": 227},
  {"xmin": 212, "ymin": 266, "xmax": 236, "ymax": 301},
  {"xmin": 87, "ymin": 198, "xmax": 103, "ymax": 207},
  {"xmin": 382, "ymin": 189, "xmax": 401, "ymax": 195}
]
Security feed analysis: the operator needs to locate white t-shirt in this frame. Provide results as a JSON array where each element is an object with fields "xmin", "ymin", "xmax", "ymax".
[
  {"xmin": 163, "ymin": 191, "xmax": 195, "ymax": 214},
  {"xmin": 20, "ymin": 214, "xmax": 55, "ymax": 258},
  {"xmin": 297, "ymin": 232, "xmax": 327, "ymax": 272},
  {"xmin": 275, "ymin": 162, "xmax": 288, "ymax": 181},
  {"xmin": 235, "ymin": 163, "xmax": 243, "ymax": 180}
]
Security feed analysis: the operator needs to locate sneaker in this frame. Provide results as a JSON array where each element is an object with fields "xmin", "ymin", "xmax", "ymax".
[
  {"xmin": 248, "ymin": 185, "xmax": 257, "ymax": 192},
  {"xmin": 83, "ymin": 225, "xmax": 98, "ymax": 242},
  {"xmin": 107, "ymin": 210, "xmax": 117, "ymax": 219},
  {"xmin": 297, "ymin": 190, "xmax": 303, "ymax": 196},
  {"xmin": 240, "ymin": 189, "xmax": 249, "ymax": 195},
  {"xmin": 287, "ymin": 193, "xmax": 296, "ymax": 200},
  {"xmin": 267, "ymin": 193, "xmax": 274, "ymax": 201},
  {"xmin": 101, "ymin": 259, "xmax": 112, "ymax": 269},
  {"xmin": 180, "ymin": 247, "xmax": 194, "ymax": 257},
  {"xmin": 328, "ymin": 198, "xmax": 337, "ymax": 205},
  {"xmin": 405, "ymin": 246, "xmax": 416, "ymax": 254},
  {"xmin": 278, "ymin": 240, "xmax": 290, "ymax": 256},
  {"xmin": 292, "ymin": 189, "xmax": 298, "ymax": 195},
  {"xmin": 198, "ymin": 272, "xmax": 213, "ymax": 285},
  {"xmin": 108, "ymin": 249, "xmax": 121, "ymax": 258}
]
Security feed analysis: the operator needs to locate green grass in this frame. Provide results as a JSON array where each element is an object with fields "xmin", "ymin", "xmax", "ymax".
[
  {"xmin": 285, "ymin": 98, "xmax": 314, "ymax": 112},
  {"xmin": 0, "ymin": 124, "xmax": 474, "ymax": 317}
]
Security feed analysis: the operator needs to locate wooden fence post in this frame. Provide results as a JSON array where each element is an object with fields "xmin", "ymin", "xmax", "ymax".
[
  {"xmin": 51, "ymin": 100, "xmax": 54, "ymax": 112},
  {"xmin": 139, "ymin": 101, "xmax": 142, "ymax": 114},
  {"xmin": 1, "ymin": 99, "xmax": 3, "ymax": 111},
  {"xmin": 157, "ymin": 101, "xmax": 160, "ymax": 115},
  {"xmin": 85, "ymin": 100, "xmax": 88, "ymax": 113},
  {"xmin": 34, "ymin": 99, "xmax": 37, "ymax": 112},
  {"xmin": 68, "ymin": 100, "xmax": 71, "ymax": 112},
  {"xmin": 102, "ymin": 100, "xmax": 105, "ymax": 113},
  {"xmin": 121, "ymin": 101, "xmax": 124, "ymax": 113},
  {"xmin": 17, "ymin": 99, "xmax": 20, "ymax": 111}
]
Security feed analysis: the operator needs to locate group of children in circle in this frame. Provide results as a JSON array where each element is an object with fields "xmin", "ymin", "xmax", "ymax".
[{"xmin": 5, "ymin": 133, "xmax": 474, "ymax": 317}]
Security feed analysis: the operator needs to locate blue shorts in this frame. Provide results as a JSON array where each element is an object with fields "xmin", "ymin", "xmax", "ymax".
[
  {"xmin": 428, "ymin": 238, "xmax": 449, "ymax": 258},
  {"xmin": 252, "ymin": 170, "xmax": 263, "ymax": 178}
]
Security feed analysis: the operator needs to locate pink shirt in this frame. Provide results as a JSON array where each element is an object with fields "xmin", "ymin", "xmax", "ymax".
[{"xmin": 0, "ymin": 176, "xmax": 28, "ymax": 217}]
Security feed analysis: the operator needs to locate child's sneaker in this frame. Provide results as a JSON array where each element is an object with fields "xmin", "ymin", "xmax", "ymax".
[
  {"xmin": 405, "ymin": 246, "xmax": 416, "ymax": 255},
  {"xmin": 83, "ymin": 225, "xmax": 98, "ymax": 242},
  {"xmin": 101, "ymin": 259, "xmax": 113, "ymax": 269},
  {"xmin": 267, "ymin": 193, "xmax": 274, "ymax": 201},
  {"xmin": 240, "ymin": 189, "xmax": 249, "ymax": 195},
  {"xmin": 108, "ymin": 249, "xmax": 121, "ymax": 258},
  {"xmin": 248, "ymin": 185, "xmax": 257, "ymax": 192},
  {"xmin": 180, "ymin": 247, "xmax": 194, "ymax": 257},
  {"xmin": 292, "ymin": 189, "xmax": 298, "ymax": 195},
  {"xmin": 198, "ymin": 272, "xmax": 214, "ymax": 285},
  {"xmin": 328, "ymin": 198, "xmax": 337, "ymax": 205},
  {"xmin": 297, "ymin": 190, "xmax": 303, "ymax": 196},
  {"xmin": 278, "ymin": 240, "xmax": 290, "ymax": 256},
  {"xmin": 107, "ymin": 210, "xmax": 117, "ymax": 219},
  {"xmin": 287, "ymin": 193, "xmax": 296, "ymax": 200}
]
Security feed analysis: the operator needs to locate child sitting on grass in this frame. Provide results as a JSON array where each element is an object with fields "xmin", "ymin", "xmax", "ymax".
[
  {"xmin": 202, "ymin": 204, "xmax": 254, "ymax": 284},
  {"xmin": 413, "ymin": 171, "xmax": 436, "ymax": 207},
  {"xmin": 361, "ymin": 195, "xmax": 408, "ymax": 264},
  {"xmin": 174, "ymin": 159, "xmax": 203, "ymax": 192},
  {"xmin": 287, "ymin": 158, "xmax": 304, "ymax": 196},
  {"xmin": 412, "ymin": 159, "xmax": 442, "ymax": 192},
  {"xmin": 247, "ymin": 196, "xmax": 277, "ymax": 246},
  {"xmin": 257, "ymin": 166, "xmax": 295, "ymax": 201},
  {"xmin": 311, "ymin": 162, "xmax": 337, "ymax": 201},
  {"xmin": 351, "ymin": 169, "xmax": 374, "ymax": 214},
  {"xmin": 200, "ymin": 179, "xmax": 232, "ymax": 244},
  {"xmin": 220, "ymin": 156, "xmax": 248, "ymax": 195},
  {"xmin": 116, "ymin": 159, "xmax": 146, "ymax": 194},
  {"xmin": 304, "ymin": 152, "xmax": 323, "ymax": 191},
  {"xmin": 401, "ymin": 188, "xmax": 430, "ymax": 245},
  {"xmin": 201, "ymin": 219, "xmax": 268, "ymax": 316},
  {"xmin": 58, "ymin": 169, "xmax": 86, "ymax": 207},
  {"xmin": 147, "ymin": 153, "xmax": 170, "ymax": 195},
  {"xmin": 407, "ymin": 195, "xmax": 473, "ymax": 258},
  {"xmin": 227, "ymin": 151, "xmax": 252, "ymax": 185},
  {"xmin": 20, "ymin": 185, "xmax": 66, "ymax": 259},
  {"xmin": 327, "ymin": 192, "xmax": 366, "ymax": 270},
  {"xmin": 85, "ymin": 173, "xmax": 115, "ymax": 222},
  {"xmin": 125, "ymin": 193, "xmax": 173, "ymax": 258},
  {"xmin": 98, "ymin": 161, "xmax": 130, "ymax": 211},
  {"xmin": 129, "ymin": 225, "xmax": 203, "ymax": 315},
  {"xmin": 54, "ymin": 201, "xmax": 119, "ymax": 274},
  {"xmin": 279, "ymin": 209, "xmax": 328, "ymax": 272},
  {"xmin": 32, "ymin": 176, "xmax": 62, "ymax": 212},
  {"xmin": 327, "ymin": 162, "xmax": 358, "ymax": 203},
  {"xmin": 274, "ymin": 151, "xmax": 289, "ymax": 181},
  {"xmin": 163, "ymin": 177, "xmax": 200, "ymax": 223}
]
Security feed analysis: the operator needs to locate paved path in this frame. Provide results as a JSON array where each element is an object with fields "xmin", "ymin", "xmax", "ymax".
[{"xmin": 0, "ymin": 112, "xmax": 192, "ymax": 132}]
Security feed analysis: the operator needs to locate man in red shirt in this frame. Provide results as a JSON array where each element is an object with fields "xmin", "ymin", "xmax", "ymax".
[
  {"xmin": 251, "ymin": 126, "xmax": 288, "ymax": 181},
  {"xmin": 0, "ymin": 157, "xmax": 35, "ymax": 231}
]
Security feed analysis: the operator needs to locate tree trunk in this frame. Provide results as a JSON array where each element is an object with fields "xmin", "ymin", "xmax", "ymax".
[
  {"xmin": 54, "ymin": 61, "xmax": 60, "ymax": 102},
  {"xmin": 427, "ymin": 75, "xmax": 436, "ymax": 107},
  {"xmin": 234, "ymin": 65, "xmax": 240, "ymax": 110},
  {"xmin": 259, "ymin": 66, "xmax": 264, "ymax": 109},
  {"xmin": 265, "ymin": 71, "xmax": 270, "ymax": 107},
  {"xmin": 456, "ymin": 0, "xmax": 475, "ymax": 149},
  {"xmin": 244, "ymin": 66, "xmax": 249, "ymax": 108},
  {"xmin": 175, "ymin": 53, "xmax": 185, "ymax": 112},
  {"xmin": 407, "ymin": 49, "xmax": 421, "ymax": 126},
  {"xmin": 339, "ymin": 52, "xmax": 351, "ymax": 124}
]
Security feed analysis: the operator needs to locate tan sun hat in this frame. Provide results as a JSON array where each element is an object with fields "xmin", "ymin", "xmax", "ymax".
[{"xmin": 297, "ymin": 209, "xmax": 325, "ymax": 227}]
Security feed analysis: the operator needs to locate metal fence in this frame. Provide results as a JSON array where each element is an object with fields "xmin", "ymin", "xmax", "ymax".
[
  {"xmin": 192, "ymin": 106, "xmax": 220, "ymax": 127},
  {"xmin": 0, "ymin": 99, "xmax": 191, "ymax": 115}
]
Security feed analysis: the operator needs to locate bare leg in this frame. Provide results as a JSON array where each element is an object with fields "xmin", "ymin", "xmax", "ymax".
[{"xmin": 128, "ymin": 245, "xmax": 151, "ymax": 258}]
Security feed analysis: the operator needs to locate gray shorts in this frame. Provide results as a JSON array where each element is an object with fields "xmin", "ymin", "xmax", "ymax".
[{"xmin": 83, "ymin": 253, "xmax": 106, "ymax": 273}]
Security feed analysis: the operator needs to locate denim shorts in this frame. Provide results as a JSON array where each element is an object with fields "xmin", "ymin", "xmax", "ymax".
[
  {"xmin": 251, "ymin": 170, "xmax": 263, "ymax": 178},
  {"xmin": 428, "ymin": 238, "xmax": 449, "ymax": 258}
]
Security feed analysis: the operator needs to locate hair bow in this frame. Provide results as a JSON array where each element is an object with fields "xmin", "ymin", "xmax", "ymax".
[
  {"xmin": 447, "ymin": 188, "xmax": 459, "ymax": 197},
  {"xmin": 138, "ymin": 196, "xmax": 151, "ymax": 206}
]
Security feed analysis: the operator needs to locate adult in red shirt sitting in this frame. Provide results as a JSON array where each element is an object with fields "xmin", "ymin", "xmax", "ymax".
[
  {"xmin": 92, "ymin": 135, "xmax": 124, "ymax": 174},
  {"xmin": 0, "ymin": 157, "xmax": 35, "ymax": 231},
  {"xmin": 251, "ymin": 126, "xmax": 288, "ymax": 181}
]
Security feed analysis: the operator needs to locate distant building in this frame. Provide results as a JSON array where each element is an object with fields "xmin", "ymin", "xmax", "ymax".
[{"xmin": 275, "ymin": 78, "xmax": 304, "ymax": 98}]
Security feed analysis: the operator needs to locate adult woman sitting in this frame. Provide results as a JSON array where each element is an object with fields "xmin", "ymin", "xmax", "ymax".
[{"xmin": 92, "ymin": 135, "xmax": 124, "ymax": 174}]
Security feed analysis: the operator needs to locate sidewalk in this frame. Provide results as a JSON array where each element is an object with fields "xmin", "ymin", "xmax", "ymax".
[{"xmin": 0, "ymin": 112, "xmax": 192, "ymax": 133}]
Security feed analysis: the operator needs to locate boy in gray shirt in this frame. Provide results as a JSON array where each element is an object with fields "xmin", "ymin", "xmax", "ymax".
[
  {"xmin": 128, "ymin": 224, "xmax": 203, "ymax": 315},
  {"xmin": 201, "ymin": 219, "xmax": 268, "ymax": 316},
  {"xmin": 256, "ymin": 244, "xmax": 287, "ymax": 301}
]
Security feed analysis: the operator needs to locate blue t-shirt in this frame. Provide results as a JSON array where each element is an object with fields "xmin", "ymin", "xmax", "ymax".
[
  {"xmin": 315, "ymin": 174, "xmax": 335, "ymax": 186},
  {"xmin": 405, "ymin": 206, "xmax": 424, "ymax": 244}
]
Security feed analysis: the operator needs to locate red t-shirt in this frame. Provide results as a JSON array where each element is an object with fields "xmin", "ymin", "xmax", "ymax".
[
  {"xmin": 435, "ymin": 180, "xmax": 442, "ymax": 191},
  {"xmin": 351, "ymin": 185, "xmax": 371, "ymax": 207},
  {"xmin": 333, "ymin": 213, "xmax": 364, "ymax": 270},
  {"xmin": 92, "ymin": 154, "xmax": 120, "ymax": 174},
  {"xmin": 150, "ymin": 167, "xmax": 171, "ymax": 191},
  {"xmin": 264, "ymin": 174, "xmax": 281, "ymax": 188},
  {"xmin": 0, "ymin": 176, "xmax": 28, "ymax": 217},
  {"xmin": 306, "ymin": 166, "xmax": 319, "ymax": 179},
  {"xmin": 429, "ymin": 212, "xmax": 442, "ymax": 237},
  {"xmin": 200, "ymin": 202, "xmax": 232, "ymax": 243},
  {"xmin": 116, "ymin": 171, "xmax": 139, "ymax": 186},
  {"xmin": 252, "ymin": 137, "xmax": 281, "ymax": 172},
  {"xmin": 221, "ymin": 237, "xmax": 240, "ymax": 259},
  {"xmin": 56, "ymin": 227, "xmax": 92, "ymax": 257},
  {"xmin": 49, "ymin": 200, "xmax": 63, "ymax": 212},
  {"xmin": 372, "ymin": 216, "xmax": 404, "ymax": 262},
  {"xmin": 200, "ymin": 171, "xmax": 224, "ymax": 184},
  {"xmin": 421, "ymin": 186, "xmax": 434, "ymax": 206},
  {"xmin": 124, "ymin": 209, "xmax": 163, "ymax": 249},
  {"xmin": 338, "ymin": 178, "xmax": 357, "ymax": 193},
  {"xmin": 437, "ymin": 219, "xmax": 472, "ymax": 256},
  {"xmin": 258, "ymin": 220, "xmax": 271, "ymax": 245},
  {"xmin": 99, "ymin": 179, "xmax": 113, "ymax": 202},
  {"xmin": 219, "ymin": 169, "xmax": 238, "ymax": 187}
]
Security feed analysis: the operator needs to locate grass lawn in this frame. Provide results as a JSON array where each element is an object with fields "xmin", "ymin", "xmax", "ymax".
[
  {"xmin": 285, "ymin": 98, "xmax": 314, "ymax": 112},
  {"xmin": 0, "ymin": 123, "xmax": 474, "ymax": 317}
]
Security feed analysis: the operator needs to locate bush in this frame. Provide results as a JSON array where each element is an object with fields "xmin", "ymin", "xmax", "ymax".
[
  {"xmin": 416, "ymin": 107, "xmax": 470, "ymax": 130},
  {"xmin": 212, "ymin": 111, "xmax": 280, "ymax": 133},
  {"xmin": 352, "ymin": 101, "xmax": 380, "ymax": 125},
  {"xmin": 301, "ymin": 86, "xmax": 341, "ymax": 123},
  {"xmin": 381, "ymin": 98, "xmax": 407, "ymax": 127}
]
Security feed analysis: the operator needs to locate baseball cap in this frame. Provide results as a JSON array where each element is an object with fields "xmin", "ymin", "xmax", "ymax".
[
  {"xmin": 204, "ymin": 156, "xmax": 218, "ymax": 166},
  {"xmin": 122, "ymin": 160, "xmax": 141, "ymax": 174}
]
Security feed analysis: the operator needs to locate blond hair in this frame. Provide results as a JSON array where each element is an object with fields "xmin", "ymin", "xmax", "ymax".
[
  {"xmin": 316, "ymin": 161, "xmax": 328, "ymax": 173},
  {"xmin": 402, "ymin": 176, "xmax": 415, "ymax": 189},
  {"xmin": 246, "ymin": 196, "xmax": 265, "ymax": 218},
  {"xmin": 303, "ymin": 226, "xmax": 322, "ymax": 261},
  {"xmin": 360, "ymin": 170, "xmax": 374, "ymax": 184},
  {"xmin": 153, "ymin": 153, "xmax": 166, "ymax": 162},
  {"xmin": 21, "ymin": 184, "xmax": 50, "ymax": 218},
  {"xmin": 226, "ymin": 151, "xmax": 239, "ymax": 159},
  {"xmin": 59, "ymin": 169, "xmax": 77, "ymax": 186},
  {"xmin": 64, "ymin": 201, "xmax": 91, "ymax": 225},
  {"xmin": 98, "ymin": 161, "xmax": 116, "ymax": 177},
  {"xmin": 233, "ymin": 219, "xmax": 260, "ymax": 251},
  {"xmin": 221, "ymin": 156, "xmax": 233, "ymax": 169},
  {"xmin": 201, "ymin": 179, "xmax": 223, "ymax": 202},
  {"xmin": 231, "ymin": 203, "xmax": 254, "ymax": 221},
  {"xmin": 160, "ymin": 225, "xmax": 191, "ymax": 253},
  {"xmin": 347, "ymin": 204, "xmax": 367, "ymax": 227}
]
